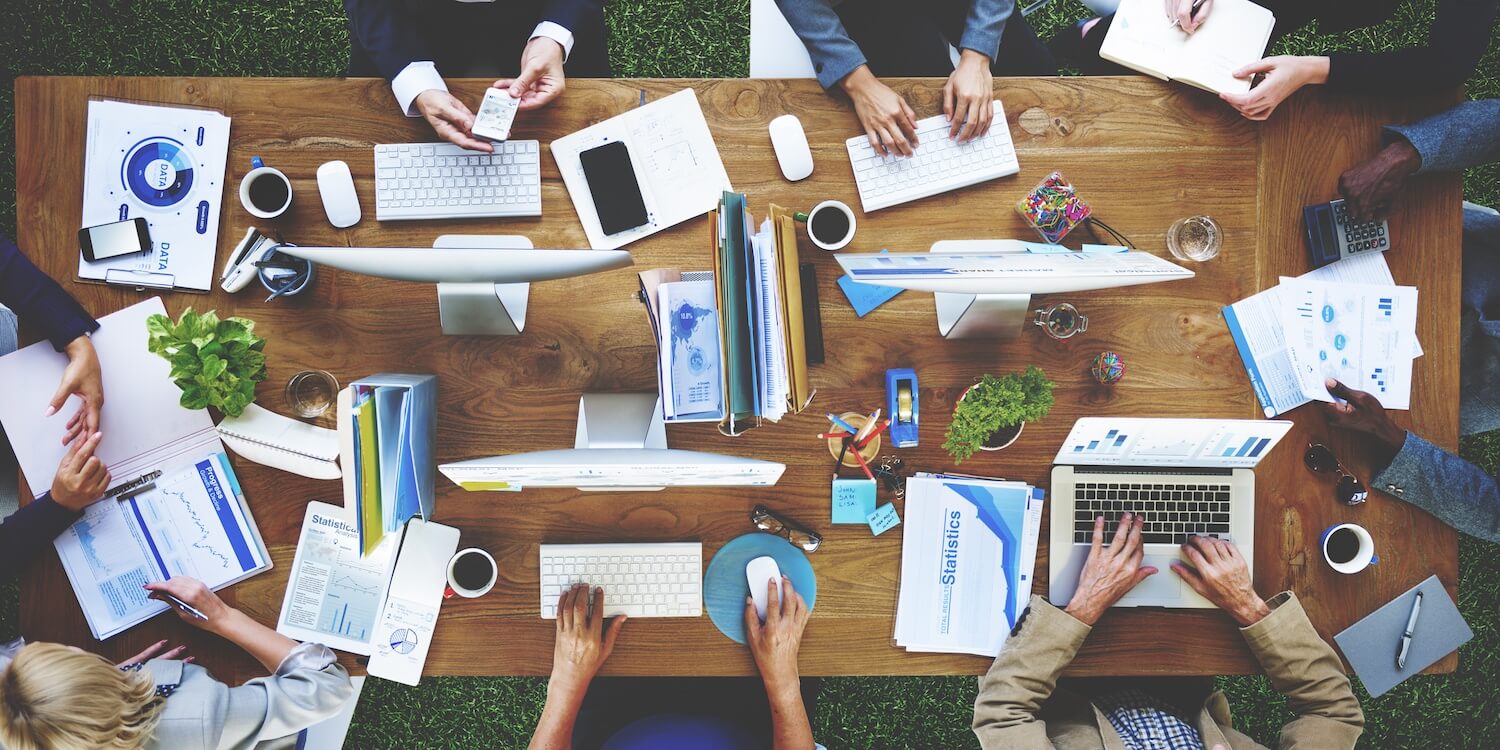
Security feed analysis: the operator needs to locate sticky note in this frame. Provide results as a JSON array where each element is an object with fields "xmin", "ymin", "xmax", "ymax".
[
  {"xmin": 1021, "ymin": 241, "xmax": 1072, "ymax": 254},
  {"xmin": 836, "ymin": 249, "xmax": 903, "ymax": 317},
  {"xmin": 832, "ymin": 478, "xmax": 877, "ymax": 524},
  {"xmin": 867, "ymin": 503, "xmax": 901, "ymax": 536}
]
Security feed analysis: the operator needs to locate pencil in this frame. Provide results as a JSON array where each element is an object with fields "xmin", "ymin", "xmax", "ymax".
[{"xmin": 850, "ymin": 442, "xmax": 875, "ymax": 481}]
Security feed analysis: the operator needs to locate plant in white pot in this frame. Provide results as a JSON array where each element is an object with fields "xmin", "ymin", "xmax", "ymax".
[
  {"xmin": 145, "ymin": 308, "xmax": 267, "ymax": 418},
  {"xmin": 944, "ymin": 366, "xmax": 1054, "ymax": 464}
]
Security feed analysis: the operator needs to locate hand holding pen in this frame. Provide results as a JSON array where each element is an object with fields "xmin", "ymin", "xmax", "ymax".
[{"xmin": 1166, "ymin": 0, "xmax": 1212, "ymax": 33}]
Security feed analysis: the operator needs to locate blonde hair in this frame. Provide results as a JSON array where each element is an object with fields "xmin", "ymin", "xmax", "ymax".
[{"xmin": 0, "ymin": 642, "xmax": 164, "ymax": 750}]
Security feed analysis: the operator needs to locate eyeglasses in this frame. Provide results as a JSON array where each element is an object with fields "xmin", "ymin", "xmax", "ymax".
[
  {"xmin": 1304, "ymin": 443, "xmax": 1368, "ymax": 506},
  {"xmin": 752, "ymin": 504, "xmax": 823, "ymax": 553}
]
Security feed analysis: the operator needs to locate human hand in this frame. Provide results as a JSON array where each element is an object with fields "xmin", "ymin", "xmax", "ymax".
[
  {"xmin": 1171, "ymin": 536, "xmax": 1270, "ymax": 626},
  {"xmin": 745, "ymin": 576, "xmax": 811, "ymax": 695},
  {"xmin": 495, "ymin": 37, "xmax": 566, "ymax": 111},
  {"xmin": 944, "ymin": 51, "xmax": 993, "ymax": 142},
  {"xmin": 144, "ymin": 577, "xmax": 233, "ymax": 633},
  {"xmin": 1338, "ymin": 139, "xmax": 1422, "ymax": 221},
  {"xmin": 549, "ymin": 584, "xmax": 625, "ymax": 694},
  {"xmin": 1324, "ymin": 378, "xmax": 1406, "ymax": 455},
  {"xmin": 1220, "ymin": 56, "xmax": 1329, "ymax": 121},
  {"xmin": 117, "ymin": 639, "xmax": 193, "ymax": 668},
  {"xmin": 413, "ymin": 89, "xmax": 493, "ymax": 152},
  {"xmin": 1165, "ymin": 0, "xmax": 1214, "ymax": 33},
  {"xmin": 1063, "ymin": 513, "xmax": 1158, "ymax": 626},
  {"xmin": 841, "ymin": 67, "xmax": 919, "ymax": 157},
  {"xmin": 50, "ymin": 335, "xmax": 103, "ymax": 444},
  {"xmin": 50, "ymin": 430, "xmax": 109, "ymax": 512}
]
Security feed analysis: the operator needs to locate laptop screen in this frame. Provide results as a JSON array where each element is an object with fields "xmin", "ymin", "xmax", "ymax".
[{"xmin": 1053, "ymin": 418, "xmax": 1294, "ymax": 469}]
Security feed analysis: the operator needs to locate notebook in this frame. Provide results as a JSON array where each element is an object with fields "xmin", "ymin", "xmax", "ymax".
[
  {"xmin": 217, "ymin": 403, "xmax": 340, "ymax": 480},
  {"xmin": 1334, "ymin": 575, "xmax": 1472, "ymax": 697},
  {"xmin": 1100, "ymin": 0, "xmax": 1276, "ymax": 94}
]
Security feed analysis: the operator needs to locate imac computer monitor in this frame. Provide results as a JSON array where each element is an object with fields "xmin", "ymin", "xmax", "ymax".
[
  {"xmin": 438, "ymin": 393, "xmax": 785, "ymax": 492},
  {"xmin": 278, "ymin": 235, "xmax": 632, "ymax": 336}
]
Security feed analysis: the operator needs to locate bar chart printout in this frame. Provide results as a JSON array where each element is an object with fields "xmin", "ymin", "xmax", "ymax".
[
  {"xmin": 278, "ymin": 501, "xmax": 399, "ymax": 653},
  {"xmin": 1055, "ymin": 419, "xmax": 1294, "ymax": 468}
]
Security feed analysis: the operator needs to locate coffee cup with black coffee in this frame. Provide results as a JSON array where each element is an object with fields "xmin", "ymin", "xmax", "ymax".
[
  {"xmin": 799, "ymin": 200, "xmax": 857, "ymax": 251},
  {"xmin": 240, "ymin": 161, "xmax": 293, "ymax": 219},
  {"xmin": 445, "ymin": 547, "xmax": 498, "ymax": 599},
  {"xmin": 1320, "ymin": 522, "xmax": 1378, "ymax": 574}
]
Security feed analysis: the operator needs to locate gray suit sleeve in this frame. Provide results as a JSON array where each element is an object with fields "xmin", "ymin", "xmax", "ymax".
[
  {"xmin": 1371, "ymin": 432, "xmax": 1500, "ymax": 542},
  {"xmin": 775, "ymin": 0, "xmax": 868, "ymax": 89},
  {"xmin": 216, "ymin": 642, "xmax": 355, "ymax": 748},
  {"xmin": 958, "ymin": 0, "xmax": 1014, "ymax": 61},
  {"xmin": 1384, "ymin": 99, "xmax": 1500, "ymax": 175}
]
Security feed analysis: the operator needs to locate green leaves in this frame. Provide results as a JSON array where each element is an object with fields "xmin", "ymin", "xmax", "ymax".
[
  {"xmin": 145, "ymin": 307, "xmax": 268, "ymax": 418},
  {"xmin": 943, "ymin": 366, "xmax": 1055, "ymax": 465}
]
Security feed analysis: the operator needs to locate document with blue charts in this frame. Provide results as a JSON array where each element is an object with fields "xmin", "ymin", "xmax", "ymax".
[
  {"xmin": 893, "ymin": 474, "xmax": 1043, "ymax": 657},
  {"xmin": 657, "ymin": 278, "xmax": 723, "ymax": 420},
  {"xmin": 277, "ymin": 501, "xmax": 400, "ymax": 656},
  {"xmin": 53, "ymin": 452, "xmax": 270, "ymax": 640},
  {"xmin": 1278, "ymin": 277, "xmax": 1418, "ymax": 410}
]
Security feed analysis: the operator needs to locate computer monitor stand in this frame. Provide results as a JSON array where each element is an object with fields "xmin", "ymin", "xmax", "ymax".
[
  {"xmin": 573, "ymin": 393, "xmax": 669, "ymax": 491},
  {"xmin": 433, "ymin": 234, "xmax": 532, "ymax": 336},
  {"xmin": 930, "ymin": 240, "xmax": 1031, "ymax": 339}
]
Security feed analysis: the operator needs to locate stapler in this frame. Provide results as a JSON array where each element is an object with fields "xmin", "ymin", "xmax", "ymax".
[{"xmin": 220, "ymin": 226, "xmax": 280, "ymax": 293}]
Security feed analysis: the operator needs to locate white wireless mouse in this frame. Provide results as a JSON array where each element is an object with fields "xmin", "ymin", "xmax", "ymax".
[
  {"xmin": 747, "ymin": 555, "xmax": 783, "ymax": 622},
  {"xmin": 768, "ymin": 114, "xmax": 813, "ymax": 182},
  {"xmin": 316, "ymin": 160, "xmax": 361, "ymax": 228}
]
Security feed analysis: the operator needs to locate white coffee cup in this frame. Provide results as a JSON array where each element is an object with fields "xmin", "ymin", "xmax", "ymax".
[
  {"xmin": 804, "ymin": 200, "xmax": 856, "ymax": 251},
  {"xmin": 444, "ymin": 547, "xmax": 498, "ymax": 598},
  {"xmin": 1320, "ymin": 522, "xmax": 1378, "ymax": 574},
  {"xmin": 239, "ymin": 166, "xmax": 293, "ymax": 219}
]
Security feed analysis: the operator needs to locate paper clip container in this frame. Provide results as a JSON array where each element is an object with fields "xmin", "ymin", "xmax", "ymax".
[{"xmin": 1016, "ymin": 171, "xmax": 1091, "ymax": 244}]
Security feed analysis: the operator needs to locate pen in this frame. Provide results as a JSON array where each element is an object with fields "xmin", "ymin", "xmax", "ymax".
[
  {"xmin": 834, "ymin": 437, "xmax": 850, "ymax": 470},
  {"xmin": 155, "ymin": 591, "xmax": 209, "ymax": 621},
  {"xmin": 1167, "ymin": 0, "xmax": 1208, "ymax": 29},
  {"xmin": 854, "ymin": 409, "xmax": 882, "ymax": 444},
  {"xmin": 1397, "ymin": 591, "xmax": 1423, "ymax": 669},
  {"xmin": 856, "ymin": 420, "xmax": 889, "ymax": 449},
  {"xmin": 826, "ymin": 413, "xmax": 861, "ymax": 435}
]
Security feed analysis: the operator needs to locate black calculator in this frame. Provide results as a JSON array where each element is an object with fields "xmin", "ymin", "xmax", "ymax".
[{"xmin": 1303, "ymin": 198, "xmax": 1391, "ymax": 268}]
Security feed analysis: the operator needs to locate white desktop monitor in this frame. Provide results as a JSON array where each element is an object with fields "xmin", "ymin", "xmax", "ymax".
[
  {"xmin": 833, "ymin": 241, "xmax": 1194, "ymax": 338},
  {"xmin": 438, "ymin": 393, "xmax": 786, "ymax": 492},
  {"xmin": 278, "ymin": 235, "xmax": 632, "ymax": 336}
]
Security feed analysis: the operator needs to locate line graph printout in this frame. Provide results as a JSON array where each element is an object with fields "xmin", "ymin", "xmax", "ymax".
[
  {"xmin": 277, "ymin": 501, "xmax": 399, "ymax": 655},
  {"xmin": 54, "ymin": 452, "xmax": 270, "ymax": 639}
]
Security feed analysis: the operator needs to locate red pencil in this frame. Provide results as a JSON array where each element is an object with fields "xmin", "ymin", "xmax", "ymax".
[
  {"xmin": 849, "ymin": 443, "xmax": 876, "ymax": 481},
  {"xmin": 818, "ymin": 430, "xmax": 853, "ymax": 440},
  {"xmin": 855, "ymin": 420, "xmax": 889, "ymax": 449}
]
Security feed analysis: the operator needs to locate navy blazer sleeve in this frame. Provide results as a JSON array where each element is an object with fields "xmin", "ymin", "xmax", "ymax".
[
  {"xmin": 1383, "ymin": 99, "xmax": 1500, "ymax": 175},
  {"xmin": 0, "ymin": 234, "xmax": 98, "ymax": 351},
  {"xmin": 1326, "ymin": 0, "xmax": 1497, "ymax": 92},
  {"xmin": 0, "ymin": 496, "xmax": 80, "ymax": 582},
  {"xmin": 541, "ymin": 0, "xmax": 609, "ymax": 37}
]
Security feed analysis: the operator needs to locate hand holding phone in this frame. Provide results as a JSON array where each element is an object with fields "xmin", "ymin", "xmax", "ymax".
[{"xmin": 472, "ymin": 88, "xmax": 522, "ymax": 142}]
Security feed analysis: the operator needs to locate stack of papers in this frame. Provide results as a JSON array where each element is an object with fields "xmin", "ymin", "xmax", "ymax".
[
  {"xmin": 341, "ymin": 374, "xmax": 437, "ymax": 556},
  {"xmin": 1224, "ymin": 254, "xmax": 1421, "ymax": 417},
  {"xmin": 655, "ymin": 274, "xmax": 723, "ymax": 421},
  {"xmin": 894, "ymin": 474, "xmax": 1044, "ymax": 657}
]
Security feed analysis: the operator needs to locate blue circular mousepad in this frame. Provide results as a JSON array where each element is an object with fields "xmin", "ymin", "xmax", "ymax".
[{"xmin": 704, "ymin": 533, "xmax": 817, "ymax": 645}]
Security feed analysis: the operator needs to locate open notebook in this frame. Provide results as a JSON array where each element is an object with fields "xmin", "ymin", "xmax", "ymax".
[{"xmin": 1100, "ymin": 0, "xmax": 1275, "ymax": 94}]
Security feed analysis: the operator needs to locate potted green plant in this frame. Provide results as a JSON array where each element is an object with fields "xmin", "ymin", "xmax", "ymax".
[
  {"xmin": 146, "ymin": 308, "xmax": 267, "ymax": 418},
  {"xmin": 944, "ymin": 366, "xmax": 1054, "ymax": 464}
]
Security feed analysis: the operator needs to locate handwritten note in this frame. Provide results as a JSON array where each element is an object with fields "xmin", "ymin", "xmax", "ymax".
[
  {"xmin": 832, "ymin": 478, "xmax": 877, "ymax": 524},
  {"xmin": 867, "ymin": 503, "xmax": 901, "ymax": 536}
]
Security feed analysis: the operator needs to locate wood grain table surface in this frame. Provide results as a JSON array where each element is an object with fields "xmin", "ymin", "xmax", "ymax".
[{"xmin": 13, "ymin": 76, "xmax": 1461, "ymax": 681}]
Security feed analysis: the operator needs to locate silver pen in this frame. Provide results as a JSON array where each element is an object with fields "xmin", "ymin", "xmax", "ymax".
[
  {"xmin": 1397, "ymin": 591, "xmax": 1423, "ymax": 670},
  {"xmin": 156, "ymin": 591, "xmax": 209, "ymax": 621}
]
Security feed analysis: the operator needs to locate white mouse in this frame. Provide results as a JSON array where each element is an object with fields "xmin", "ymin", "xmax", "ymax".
[
  {"xmin": 316, "ymin": 160, "xmax": 361, "ymax": 228},
  {"xmin": 768, "ymin": 114, "xmax": 813, "ymax": 182},
  {"xmin": 747, "ymin": 555, "xmax": 783, "ymax": 622}
]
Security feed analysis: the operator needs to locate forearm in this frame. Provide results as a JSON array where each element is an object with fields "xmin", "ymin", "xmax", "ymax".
[
  {"xmin": 528, "ymin": 676, "xmax": 589, "ymax": 750},
  {"xmin": 959, "ymin": 0, "xmax": 1013, "ymax": 61},
  {"xmin": 1328, "ymin": 0, "xmax": 1494, "ymax": 94},
  {"xmin": 0, "ymin": 234, "xmax": 99, "ymax": 350},
  {"xmin": 972, "ymin": 597, "xmax": 1089, "ymax": 747},
  {"xmin": 766, "ymin": 678, "xmax": 814, "ymax": 750},
  {"xmin": 1239, "ymin": 592, "xmax": 1363, "ymax": 742},
  {"xmin": 0, "ymin": 496, "xmax": 81, "ymax": 580},
  {"xmin": 213, "ymin": 609, "xmax": 299, "ymax": 673},
  {"xmin": 1384, "ymin": 100, "xmax": 1500, "ymax": 174},
  {"xmin": 1372, "ymin": 432, "xmax": 1500, "ymax": 542},
  {"xmin": 776, "ymin": 0, "xmax": 868, "ymax": 89}
]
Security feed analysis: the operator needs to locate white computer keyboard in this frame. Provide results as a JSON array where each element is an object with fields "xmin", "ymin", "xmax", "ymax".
[
  {"xmin": 374, "ymin": 141, "xmax": 541, "ymax": 221},
  {"xmin": 539, "ymin": 542, "xmax": 703, "ymax": 619},
  {"xmin": 845, "ymin": 100, "xmax": 1019, "ymax": 212}
]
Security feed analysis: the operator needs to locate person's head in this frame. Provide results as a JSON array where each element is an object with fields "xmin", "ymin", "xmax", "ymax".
[{"xmin": 0, "ymin": 642, "xmax": 164, "ymax": 750}]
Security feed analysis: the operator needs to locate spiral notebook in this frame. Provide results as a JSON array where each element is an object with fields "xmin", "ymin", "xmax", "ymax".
[{"xmin": 217, "ymin": 403, "xmax": 340, "ymax": 480}]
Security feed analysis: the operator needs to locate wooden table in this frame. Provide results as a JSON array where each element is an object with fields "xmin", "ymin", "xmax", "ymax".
[{"xmin": 14, "ymin": 76, "xmax": 1461, "ymax": 682}]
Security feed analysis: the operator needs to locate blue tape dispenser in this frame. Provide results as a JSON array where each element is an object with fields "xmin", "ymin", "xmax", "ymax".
[{"xmin": 886, "ymin": 368, "xmax": 919, "ymax": 448}]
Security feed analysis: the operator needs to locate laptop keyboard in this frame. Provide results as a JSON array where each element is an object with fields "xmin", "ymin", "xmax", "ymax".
[{"xmin": 1072, "ymin": 481, "xmax": 1233, "ymax": 544}]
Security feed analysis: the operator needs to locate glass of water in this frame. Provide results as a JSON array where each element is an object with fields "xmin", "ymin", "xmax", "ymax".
[
  {"xmin": 1167, "ymin": 215, "xmax": 1222, "ymax": 262},
  {"xmin": 285, "ymin": 370, "xmax": 339, "ymax": 418}
]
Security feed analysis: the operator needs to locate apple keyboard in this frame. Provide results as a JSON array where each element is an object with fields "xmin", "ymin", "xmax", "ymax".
[
  {"xmin": 539, "ymin": 542, "xmax": 703, "ymax": 619},
  {"xmin": 845, "ymin": 100, "xmax": 1019, "ymax": 212},
  {"xmin": 373, "ymin": 141, "xmax": 541, "ymax": 221}
]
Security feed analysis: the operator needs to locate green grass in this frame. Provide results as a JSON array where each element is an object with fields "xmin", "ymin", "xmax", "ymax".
[{"xmin": 2, "ymin": 1, "xmax": 1498, "ymax": 747}]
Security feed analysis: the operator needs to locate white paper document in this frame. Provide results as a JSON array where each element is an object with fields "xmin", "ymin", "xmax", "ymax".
[
  {"xmin": 54, "ymin": 453, "xmax": 270, "ymax": 639},
  {"xmin": 552, "ymin": 89, "xmax": 732, "ymax": 250},
  {"xmin": 751, "ymin": 220, "xmax": 790, "ymax": 423},
  {"xmin": 1279, "ymin": 279, "xmax": 1419, "ymax": 410},
  {"xmin": 367, "ymin": 518, "xmax": 460, "ymax": 686},
  {"xmin": 277, "ymin": 502, "xmax": 399, "ymax": 655},
  {"xmin": 80, "ymin": 99, "xmax": 231, "ymax": 291},
  {"xmin": 657, "ymin": 279, "xmax": 723, "ymax": 419}
]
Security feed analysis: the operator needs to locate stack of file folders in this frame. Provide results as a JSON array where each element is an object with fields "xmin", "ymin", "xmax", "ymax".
[
  {"xmin": 338, "ymin": 373, "xmax": 438, "ymax": 556},
  {"xmin": 638, "ymin": 192, "xmax": 814, "ymax": 435},
  {"xmin": 893, "ymin": 474, "xmax": 1044, "ymax": 657}
]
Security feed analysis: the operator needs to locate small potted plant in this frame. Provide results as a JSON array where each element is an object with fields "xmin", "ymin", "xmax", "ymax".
[
  {"xmin": 146, "ymin": 308, "xmax": 267, "ymax": 418},
  {"xmin": 944, "ymin": 366, "xmax": 1054, "ymax": 464}
]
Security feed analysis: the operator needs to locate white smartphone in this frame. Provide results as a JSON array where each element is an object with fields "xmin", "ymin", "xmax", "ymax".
[{"xmin": 472, "ymin": 87, "xmax": 521, "ymax": 142}]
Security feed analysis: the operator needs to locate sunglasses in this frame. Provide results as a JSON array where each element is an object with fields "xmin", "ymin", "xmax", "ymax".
[
  {"xmin": 752, "ymin": 504, "xmax": 823, "ymax": 553},
  {"xmin": 1304, "ymin": 443, "xmax": 1368, "ymax": 506}
]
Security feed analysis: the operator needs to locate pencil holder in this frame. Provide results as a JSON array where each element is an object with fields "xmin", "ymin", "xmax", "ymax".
[{"xmin": 1017, "ymin": 171, "xmax": 1091, "ymax": 244}]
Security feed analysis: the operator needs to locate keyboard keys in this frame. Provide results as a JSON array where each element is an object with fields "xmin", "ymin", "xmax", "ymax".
[
  {"xmin": 846, "ymin": 100, "xmax": 1019, "ymax": 212},
  {"xmin": 374, "ymin": 141, "xmax": 542, "ymax": 220},
  {"xmin": 539, "ymin": 543, "xmax": 703, "ymax": 619}
]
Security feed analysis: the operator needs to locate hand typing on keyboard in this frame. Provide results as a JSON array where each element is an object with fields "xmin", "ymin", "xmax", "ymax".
[
  {"xmin": 841, "ymin": 66, "xmax": 920, "ymax": 157},
  {"xmin": 549, "ymin": 583, "xmax": 625, "ymax": 694},
  {"xmin": 1063, "ymin": 513, "xmax": 1157, "ymax": 625},
  {"xmin": 943, "ymin": 50, "xmax": 995, "ymax": 142}
]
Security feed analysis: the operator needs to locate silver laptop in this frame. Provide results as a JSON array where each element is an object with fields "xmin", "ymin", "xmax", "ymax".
[{"xmin": 1048, "ymin": 418, "xmax": 1292, "ymax": 609}]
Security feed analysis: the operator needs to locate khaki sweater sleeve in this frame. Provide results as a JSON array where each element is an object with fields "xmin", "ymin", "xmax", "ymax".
[
  {"xmin": 972, "ymin": 595, "xmax": 1092, "ymax": 749},
  {"xmin": 1239, "ymin": 592, "xmax": 1364, "ymax": 749}
]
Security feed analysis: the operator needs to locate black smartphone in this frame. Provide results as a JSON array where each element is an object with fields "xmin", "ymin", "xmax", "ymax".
[
  {"xmin": 79, "ymin": 218, "xmax": 151, "ymax": 263},
  {"xmin": 579, "ymin": 141, "xmax": 648, "ymax": 235}
]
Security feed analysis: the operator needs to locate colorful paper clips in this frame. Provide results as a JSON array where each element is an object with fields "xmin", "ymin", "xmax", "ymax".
[{"xmin": 1017, "ymin": 170, "xmax": 1092, "ymax": 244}]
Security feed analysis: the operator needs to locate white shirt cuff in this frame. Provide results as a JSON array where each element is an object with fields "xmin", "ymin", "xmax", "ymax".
[
  {"xmin": 392, "ymin": 61, "xmax": 448, "ymax": 117},
  {"xmin": 530, "ymin": 21, "xmax": 574, "ymax": 61}
]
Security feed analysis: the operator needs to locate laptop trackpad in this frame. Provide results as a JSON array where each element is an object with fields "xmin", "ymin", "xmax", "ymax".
[{"xmin": 1123, "ymin": 556, "xmax": 1184, "ymax": 604}]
